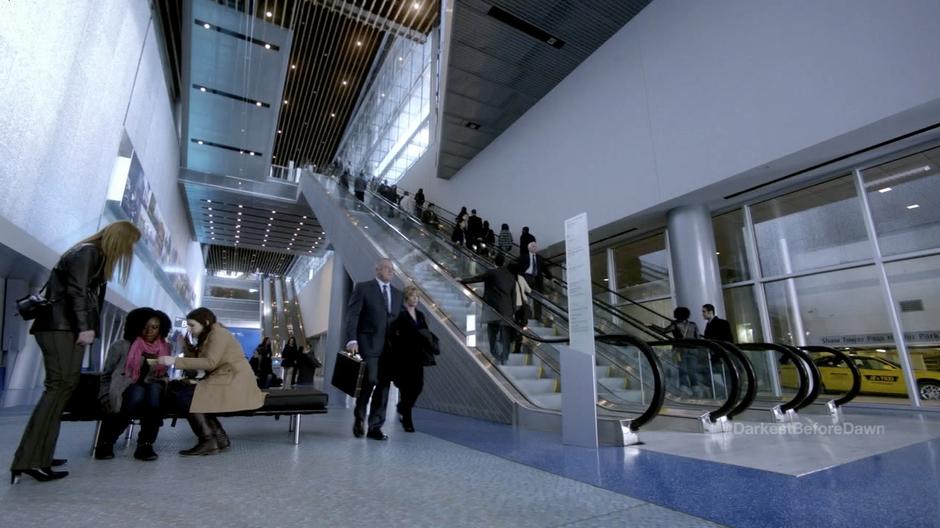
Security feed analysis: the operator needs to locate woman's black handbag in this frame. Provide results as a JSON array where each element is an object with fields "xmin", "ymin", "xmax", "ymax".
[
  {"xmin": 15, "ymin": 285, "xmax": 53, "ymax": 321},
  {"xmin": 417, "ymin": 328, "xmax": 440, "ymax": 367},
  {"xmin": 513, "ymin": 305, "xmax": 530, "ymax": 327}
]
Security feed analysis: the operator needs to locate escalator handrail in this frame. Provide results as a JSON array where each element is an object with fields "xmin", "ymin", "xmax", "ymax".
[
  {"xmin": 709, "ymin": 341, "xmax": 758, "ymax": 419},
  {"xmin": 596, "ymin": 334, "xmax": 666, "ymax": 431},
  {"xmin": 736, "ymin": 343, "xmax": 809, "ymax": 413},
  {"xmin": 382, "ymin": 186, "xmax": 676, "ymax": 329},
  {"xmin": 798, "ymin": 345, "xmax": 862, "ymax": 408},
  {"xmin": 647, "ymin": 339, "xmax": 740, "ymax": 422},
  {"xmin": 782, "ymin": 345, "xmax": 822, "ymax": 410}
]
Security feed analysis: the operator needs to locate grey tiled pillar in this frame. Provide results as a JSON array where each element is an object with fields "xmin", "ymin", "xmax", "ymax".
[{"xmin": 667, "ymin": 204, "xmax": 724, "ymax": 328}]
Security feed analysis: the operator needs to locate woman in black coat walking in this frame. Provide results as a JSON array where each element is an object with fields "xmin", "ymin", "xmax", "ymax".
[{"xmin": 389, "ymin": 285, "xmax": 435, "ymax": 432}]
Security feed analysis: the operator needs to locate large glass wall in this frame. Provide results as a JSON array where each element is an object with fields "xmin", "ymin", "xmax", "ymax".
[
  {"xmin": 589, "ymin": 143, "xmax": 940, "ymax": 407},
  {"xmin": 335, "ymin": 34, "xmax": 433, "ymax": 184}
]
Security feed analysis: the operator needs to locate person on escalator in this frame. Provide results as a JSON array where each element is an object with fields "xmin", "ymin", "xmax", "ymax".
[
  {"xmin": 399, "ymin": 191, "xmax": 415, "ymax": 217},
  {"xmin": 664, "ymin": 307, "xmax": 706, "ymax": 398},
  {"xmin": 421, "ymin": 204, "xmax": 439, "ymax": 227},
  {"xmin": 451, "ymin": 219, "xmax": 468, "ymax": 247},
  {"xmin": 414, "ymin": 189, "xmax": 425, "ymax": 215},
  {"xmin": 702, "ymin": 304, "xmax": 734, "ymax": 343},
  {"xmin": 354, "ymin": 173, "xmax": 367, "ymax": 201},
  {"xmin": 497, "ymin": 224, "xmax": 513, "ymax": 254},
  {"xmin": 460, "ymin": 254, "xmax": 516, "ymax": 365},
  {"xmin": 511, "ymin": 262, "xmax": 531, "ymax": 355},
  {"xmin": 466, "ymin": 209, "xmax": 483, "ymax": 250},
  {"xmin": 479, "ymin": 220, "xmax": 496, "ymax": 256}
]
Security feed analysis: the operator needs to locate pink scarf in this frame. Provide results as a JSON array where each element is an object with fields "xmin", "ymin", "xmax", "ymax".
[{"xmin": 124, "ymin": 336, "xmax": 171, "ymax": 383}]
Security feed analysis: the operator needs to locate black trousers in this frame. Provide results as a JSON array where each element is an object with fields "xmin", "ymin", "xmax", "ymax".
[
  {"xmin": 487, "ymin": 324, "xmax": 513, "ymax": 363},
  {"xmin": 10, "ymin": 332, "xmax": 84, "ymax": 470},
  {"xmin": 395, "ymin": 364, "xmax": 424, "ymax": 420},
  {"xmin": 355, "ymin": 355, "xmax": 392, "ymax": 431}
]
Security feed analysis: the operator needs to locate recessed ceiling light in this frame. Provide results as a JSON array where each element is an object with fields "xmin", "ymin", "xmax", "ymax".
[
  {"xmin": 197, "ymin": 140, "xmax": 204, "ymax": 145},
  {"xmin": 291, "ymin": 65, "xmax": 296, "ymax": 70},
  {"xmin": 199, "ymin": 87, "xmax": 207, "ymax": 92},
  {"xmin": 277, "ymin": 130, "xmax": 282, "ymax": 134},
  {"xmin": 342, "ymin": 80, "xmax": 348, "ymax": 86},
  {"xmin": 208, "ymin": 207, "xmax": 212, "ymax": 210},
  {"xmin": 330, "ymin": 113, "xmax": 336, "ymax": 118},
  {"xmin": 256, "ymin": 101, "xmax": 262, "ymax": 106},
  {"xmin": 302, "ymin": 216, "xmax": 307, "ymax": 219},
  {"xmin": 269, "ymin": 217, "xmax": 273, "ymax": 220},
  {"xmin": 356, "ymin": 41, "xmax": 362, "ymax": 46},
  {"xmin": 203, "ymin": 23, "xmax": 211, "ymax": 29},
  {"xmin": 878, "ymin": 187, "xmax": 892, "ymax": 193},
  {"xmin": 239, "ymin": 150, "xmax": 244, "ymax": 154},
  {"xmin": 209, "ymin": 221, "xmax": 214, "ymax": 224},
  {"xmin": 264, "ymin": 44, "xmax": 271, "ymax": 50},
  {"xmin": 249, "ymin": 152, "xmax": 255, "ymax": 156},
  {"xmin": 209, "ymin": 214, "xmax": 213, "ymax": 217},
  {"xmin": 398, "ymin": 56, "xmax": 403, "ymax": 61},
  {"xmin": 272, "ymin": 210, "xmax": 276, "ymax": 214},
  {"xmin": 265, "ymin": 11, "xmax": 272, "ymax": 17},
  {"xmin": 907, "ymin": 204, "xmax": 920, "ymax": 209},
  {"xmin": 413, "ymin": 2, "xmax": 420, "ymax": 8},
  {"xmin": 212, "ymin": 237, "xmax": 216, "ymax": 240},
  {"xmin": 206, "ymin": 200, "xmax": 211, "ymax": 203},
  {"xmin": 283, "ymin": 100, "xmax": 288, "ymax": 104}
]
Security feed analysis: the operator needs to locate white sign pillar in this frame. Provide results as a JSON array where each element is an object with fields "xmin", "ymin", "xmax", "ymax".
[{"xmin": 561, "ymin": 213, "xmax": 599, "ymax": 448}]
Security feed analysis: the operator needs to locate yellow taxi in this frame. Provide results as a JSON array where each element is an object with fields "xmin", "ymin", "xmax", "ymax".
[{"xmin": 780, "ymin": 354, "xmax": 940, "ymax": 400}]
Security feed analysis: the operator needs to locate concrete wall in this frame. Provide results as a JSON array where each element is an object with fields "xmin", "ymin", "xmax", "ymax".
[
  {"xmin": 401, "ymin": 0, "xmax": 940, "ymax": 247},
  {"xmin": 0, "ymin": 0, "xmax": 204, "ymax": 315}
]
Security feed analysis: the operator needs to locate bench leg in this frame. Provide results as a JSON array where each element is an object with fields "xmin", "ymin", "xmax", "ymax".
[
  {"xmin": 90, "ymin": 421, "xmax": 102, "ymax": 457},
  {"xmin": 288, "ymin": 414, "xmax": 294, "ymax": 433},
  {"xmin": 125, "ymin": 421, "xmax": 136, "ymax": 447},
  {"xmin": 292, "ymin": 414, "xmax": 301, "ymax": 445}
]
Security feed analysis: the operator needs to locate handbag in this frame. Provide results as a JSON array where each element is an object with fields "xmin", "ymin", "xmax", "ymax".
[
  {"xmin": 417, "ymin": 328, "xmax": 440, "ymax": 367},
  {"xmin": 331, "ymin": 350, "xmax": 365, "ymax": 397},
  {"xmin": 15, "ymin": 284, "xmax": 54, "ymax": 321}
]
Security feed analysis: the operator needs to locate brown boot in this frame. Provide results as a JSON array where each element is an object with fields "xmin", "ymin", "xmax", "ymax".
[{"xmin": 179, "ymin": 414, "xmax": 220, "ymax": 456}]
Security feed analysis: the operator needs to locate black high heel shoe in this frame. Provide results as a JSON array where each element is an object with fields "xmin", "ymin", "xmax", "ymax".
[{"xmin": 10, "ymin": 467, "xmax": 69, "ymax": 484}]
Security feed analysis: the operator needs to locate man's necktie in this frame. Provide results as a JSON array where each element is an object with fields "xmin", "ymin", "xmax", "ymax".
[{"xmin": 382, "ymin": 284, "xmax": 391, "ymax": 314}]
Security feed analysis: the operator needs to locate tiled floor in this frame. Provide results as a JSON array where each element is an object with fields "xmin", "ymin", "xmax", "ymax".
[
  {"xmin": 0, "ymin": 408, "xmax": 721, "ymax": 528},
  {"xmin": 637, "ymin": 411, "xmax": 940, "ymax": 476},
  {"xmin": 411, "ymin": 408, "xmax": 940, "ymax": 528}
]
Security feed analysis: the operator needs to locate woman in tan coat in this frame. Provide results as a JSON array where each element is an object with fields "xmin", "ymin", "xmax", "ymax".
[{"xmin": 158, "ymin": 308, "xmax": 265, "ymax": 456}]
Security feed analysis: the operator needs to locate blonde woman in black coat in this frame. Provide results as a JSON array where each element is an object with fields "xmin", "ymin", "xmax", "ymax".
[
  {"xmin": 11, "ymin": 221, "xmax": 141, "ymax": 484},
  {"xmin": 389, "ymin": 285, "xmax": 435, "ymax": 433}
]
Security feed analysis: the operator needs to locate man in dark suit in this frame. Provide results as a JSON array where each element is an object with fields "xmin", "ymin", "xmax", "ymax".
[
  {"xmin": 519, "ymin": 240, "xmax": 549, "ymax": 321},
  {"xmin": 702, "ymin": 304, "xmax": 734, "ymax": 343},
  {"xmin": 344, "ymin": 258, "xmax": 403, "ymax": 440},
  {"xmin": 461, "ymin": 254, "xmax": 516, "ymax": 364},
  {"xmin": 466, "ymin": 209, "xmax": 483, "ymax": 249}
]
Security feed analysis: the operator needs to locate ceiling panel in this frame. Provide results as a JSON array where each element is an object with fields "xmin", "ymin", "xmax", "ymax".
[{"xmin": 439, "ymin": 0, "xmax": 651, "ymax": 179}]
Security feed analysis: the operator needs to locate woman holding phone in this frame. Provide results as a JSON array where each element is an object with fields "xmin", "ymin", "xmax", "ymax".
[
  {"xmin": 158, "ymin": 308, "xmax": 265, "ymax": 456},
  {"xmin": 11, "ymin": 221, "xmax": 141, "ymax": 484},
  {"xmin": 95, "ymin": 307, "xmax": 172, "ymax": 461}
]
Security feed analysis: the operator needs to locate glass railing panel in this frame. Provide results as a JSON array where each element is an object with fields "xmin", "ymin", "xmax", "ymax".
[{"xmin": 651, "ymin": 344, "xmax": 735, "ymax": 405}]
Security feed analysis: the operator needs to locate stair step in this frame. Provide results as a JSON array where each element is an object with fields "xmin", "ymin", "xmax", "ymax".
[
  {"xmin": 515, "ymin": 378, "xmax": 557, "ymax": 395},
  {"xmin": 609, "ymin": 388, "xmax": 644, "ymax": 403},
  {"xmin": 597, "ymin": 377, "xmax": 626, "ymax": 390},
  {"xmin": 499, "ymin": 365, "xmax": 540, "ymax": 379},
  {"xmin": 504, "ymin": 353, "xmax": 529, "ymax": 366},
  {"xmin": 595, "ymin": 365, "xmax": 610, "ymax": 378}
]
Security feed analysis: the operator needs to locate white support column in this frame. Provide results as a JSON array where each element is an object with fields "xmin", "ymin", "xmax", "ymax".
[{"xmin": 666, "ymin": 204, "xmax": 724, "ymax": 328}]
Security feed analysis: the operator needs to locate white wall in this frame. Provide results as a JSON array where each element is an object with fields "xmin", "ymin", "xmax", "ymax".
[
  {"xmin": 297, "ymin": 254, "xmax": 334, "ymax": 337},
  {"xmin": 401, "ymin": 0, "xmax": 940, "ymax": 247},
  {"xmin": 0, "ymin": 0, "xmax": 204, "ymax": 316}
]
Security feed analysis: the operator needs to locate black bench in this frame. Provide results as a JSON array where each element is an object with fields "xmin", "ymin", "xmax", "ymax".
[{"xmin": 62, "ymin": 373, "xmax": 329, "ymax": 453}]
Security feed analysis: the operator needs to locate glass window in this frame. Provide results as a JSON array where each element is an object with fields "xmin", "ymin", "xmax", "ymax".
[
  {"xmin": 763, "ymin": 265, "xmax": 891, "ymax": 347},
  {"xmin": 712, "ymin": 210, "xmax": 751, "ymax": 284},
  {"xmin": 751, "ymin": 175, "xmax": 871, "ymax": 277},
  {"xmin": 884, "ymin": 254, "xmax": 940, "ymax": 404},
  {"xmin": 721, "ymin": 285, "xmax": 763, "ymax": 343},
  {"xmin": 335, "ymin": 35, "xmax": 433, "ymax": 184},
  {"xmin": 590, "ymin": 251, "xmax": 608, "ymax": 296},
  {"xmin": 611, "ymin": 233, "xmax": 671, "ymax": 301},
  {"xmin": 861, "ymin": 146, "xmax": 940, "ymax": 256}
]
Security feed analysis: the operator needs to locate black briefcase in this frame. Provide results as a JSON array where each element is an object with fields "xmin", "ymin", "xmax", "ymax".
[{"xmin": 331, "ymin": 351, "xmax": 365, "ymax": 398}]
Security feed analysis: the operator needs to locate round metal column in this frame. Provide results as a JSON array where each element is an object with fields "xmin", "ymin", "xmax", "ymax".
[{"xmin": 666, "ymin": 204, "xmax": 725, "ymax": 327}]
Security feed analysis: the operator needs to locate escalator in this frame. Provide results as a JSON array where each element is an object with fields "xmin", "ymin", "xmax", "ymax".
[
  {"xmin": 301, "ymin": 171, "xmax": 754, "ymax": 436},
  {"xmin": 300, "ymin": 171, "xmax": 669, "ymax": 444}
]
